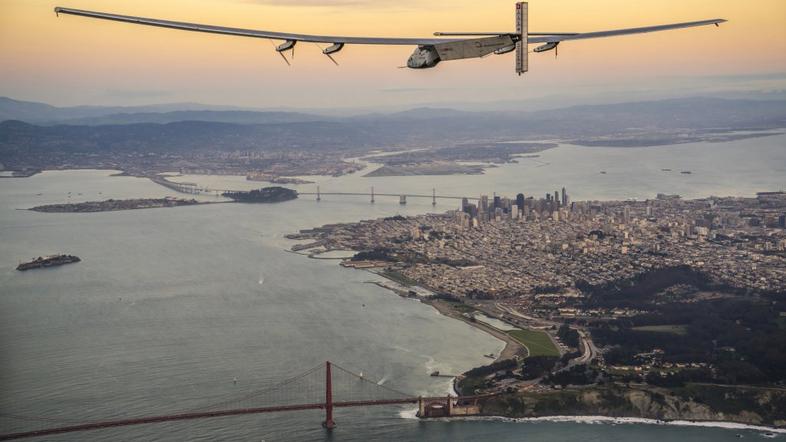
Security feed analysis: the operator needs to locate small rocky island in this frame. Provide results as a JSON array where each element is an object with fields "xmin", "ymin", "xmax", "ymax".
[
  {"xmin": 30, "ymin": 198, "xmax": 204, "ymax": 213},
  {"xmin": 17, "ymin": 254, "xmax": 81, "ymax": 271},
  {"xmin": 222, "ymin": 186, "xmax": 298, "ymax": 203}
]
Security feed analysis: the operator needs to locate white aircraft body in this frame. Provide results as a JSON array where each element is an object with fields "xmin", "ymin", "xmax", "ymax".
[{"xmin": 54, "ymin": 3, "xmax": 725, "ymax": 75}]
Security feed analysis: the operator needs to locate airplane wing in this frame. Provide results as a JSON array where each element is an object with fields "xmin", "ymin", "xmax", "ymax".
[
  {"xmin": 527, "ymin": 19, "xmax": 726, "ymax": 44},
  {"xmin": 54, "ymin": 7, "xmax": 725, "ymax": 47},
  {"xmin": 53, "ymin": 7, "xmax": 457, "ymax": 46},
  {"xmin": 53, "ymin": 6, "xmax": 725, "ymax": 73}
]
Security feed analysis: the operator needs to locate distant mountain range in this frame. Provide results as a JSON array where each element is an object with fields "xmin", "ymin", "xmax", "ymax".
[
  {"xmin": 0, "ymin": 97, "xmax": 268, "ymax": 124},
  {"xmin": 1, "ymin": 96, "xmax": 785, "ymax": 171}
]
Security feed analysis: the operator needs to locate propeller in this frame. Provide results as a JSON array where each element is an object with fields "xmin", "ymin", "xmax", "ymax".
[
  {"xmin": 315, "ymin": 43, "xmax": 340, "ymax": 66},
  {"xmin": 272, "ymin": 39, "xmax": 297, "ymax": 66},
  {"xmin": 278, "ymin": 51, "xmax": 291, "ymax": 66}
]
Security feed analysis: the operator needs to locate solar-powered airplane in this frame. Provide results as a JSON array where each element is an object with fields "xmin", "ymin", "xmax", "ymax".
[{"xmin": 54, "ymin": 2, "xmax": 725, "ymax": 75}]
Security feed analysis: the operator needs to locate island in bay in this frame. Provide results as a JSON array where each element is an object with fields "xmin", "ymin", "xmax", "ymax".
[
  {"xmin": 222, "ymin": 186, "xmax": 298, "ymax": 203},
  {"xmin": 289, "ymin": 189, "xmax": 786, "ymax": 427},
  {"xmin": 28, "ymin": 187, "xmax": 299, "ymax": 213},
  {"xmin": 29, "ymin": 198, "xmax": 206, "ymax": 213},
  {"xmin": 17, "ymin": 254, "xmax": 81, "ymax": 271}
]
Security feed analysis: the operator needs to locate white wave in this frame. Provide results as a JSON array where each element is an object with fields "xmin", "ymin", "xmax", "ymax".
[
  {"xmin": 399, "ymin": 407, "xmax": 419, "ymax": 420},
  {"xmin": 423, "ymin": 356, "xmax": 437, "ymax": 374},
  {"xmin": 258, "ymin": 276, "xmax": 265, "ymax": 285},
  {"xmin": 430, "ymin": 415, "xmax": 786, "ymax": 434}
]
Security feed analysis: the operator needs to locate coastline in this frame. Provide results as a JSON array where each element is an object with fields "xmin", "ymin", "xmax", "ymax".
[
  {"xmin": 353, "ymin": 264, "xmax": 522, "ymax": 363},
  {"xmin": 426, "ymin": 415, "xmax": 786, "ymax": 434},
  {"xmin": 424, "ymin": 298, "xmax": 526, "ymax": 362},
  {"xmin": 293, "ymin": 251, "xmax": 786, "ymax": 432}
]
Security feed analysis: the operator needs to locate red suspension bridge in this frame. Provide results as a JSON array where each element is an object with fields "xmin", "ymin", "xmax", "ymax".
[{"xmin": 0, "ymin": 361, "xmax": 493, "ymax": 441}]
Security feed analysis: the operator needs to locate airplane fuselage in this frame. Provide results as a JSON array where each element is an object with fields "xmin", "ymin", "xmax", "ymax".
[{"xmin": 407, "ymin": 46, "xmax": 441, "ymax": 69}]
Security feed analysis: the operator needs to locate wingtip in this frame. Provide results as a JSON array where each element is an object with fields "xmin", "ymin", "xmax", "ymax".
[{"xmin": 54, "ymin": 6, "xmax": 62, "ymax": 17}]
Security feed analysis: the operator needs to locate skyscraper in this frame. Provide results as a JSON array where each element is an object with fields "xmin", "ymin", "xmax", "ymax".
[
  {"xmin": 561, "ymin": 187, "xmax": 569, "ymax": 207},
  {"xmin": 516, "ymin": 193, "xmax": 525, "ymax": 211}
]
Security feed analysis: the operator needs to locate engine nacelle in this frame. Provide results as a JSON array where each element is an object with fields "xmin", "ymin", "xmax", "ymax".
[
  {"xmin": 323, "ymin": 43, "xmax": 344, "ymax": 55},
  {"xmin": 276, "ymin": 40, "xmax": 296, "ymax": 52},
  {"xmin": 534, "ymin": 42, "xmax": 559, "ymax": 53},
  {"xmin": 494, "ymin": 44, "xmax": 517, "ymax": 55}
]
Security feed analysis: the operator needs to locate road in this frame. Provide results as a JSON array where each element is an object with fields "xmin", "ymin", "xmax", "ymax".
[{"xmin": 491, "ymin": 302, "xmax": 599, "ymax": 371}]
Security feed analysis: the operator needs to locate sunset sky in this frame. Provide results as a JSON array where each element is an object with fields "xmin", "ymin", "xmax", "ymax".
[{"xmin": 2, "ymin": 0, "xmax": 785, "ymax": 109}]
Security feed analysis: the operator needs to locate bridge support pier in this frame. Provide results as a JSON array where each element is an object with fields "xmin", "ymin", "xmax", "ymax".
[
  {"xmin": 417, "ymin": 396, "xmax": 424, "ymax": 417},
  {"xmin": 322, "ymin": 361, "xmax": 336, "ymax": 430}
]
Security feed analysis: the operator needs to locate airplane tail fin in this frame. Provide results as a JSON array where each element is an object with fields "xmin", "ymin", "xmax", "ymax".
[{"xmin": 516, "ymin": 2, "xmax": 528, "ymax": 76}]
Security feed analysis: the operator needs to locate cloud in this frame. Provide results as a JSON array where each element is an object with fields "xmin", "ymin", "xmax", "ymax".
[
  {"xmin": 380, "ymin": 87, "xmax": 447, "ymax": 93},
  {"xmin": 240, "ymin": 0, "xmax": 448, "ymax": 10}
]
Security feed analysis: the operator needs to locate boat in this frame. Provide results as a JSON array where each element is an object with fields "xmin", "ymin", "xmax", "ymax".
[
  {"xmin": 680, "ymin": 170, "xmax": 693, "ymax": 174},
  {"xmin": 16, "ymin": 254, "xmax": 81, "ymax": 271},
  {"xmin": 430, "ymin": 371, "xmax": 440, "ymax": 377},
  {"xmin": 661, "ymin": 168, "xmax": 672, "ymax": 172},
  {"xmin": 484, "ymin": 353, "xmax": 495, "ymax": 359}
]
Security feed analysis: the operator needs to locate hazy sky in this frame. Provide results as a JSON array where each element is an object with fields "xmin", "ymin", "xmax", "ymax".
[{"xmin": 2, "ymin": 0, "xmax": 786, "ymax": 109}]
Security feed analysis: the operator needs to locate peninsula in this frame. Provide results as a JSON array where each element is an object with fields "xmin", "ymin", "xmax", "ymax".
[{"xmin": 288, "ymin": 189, "xmax": 786, "ymax": 428}]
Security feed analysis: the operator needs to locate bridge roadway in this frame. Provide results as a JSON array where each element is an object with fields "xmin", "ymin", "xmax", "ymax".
[
  {"xmin": 152, "ymin": 174, "xmax": 480, "ymax": 201},
  {"xmin": 0, "ymin": 395, "xmax": 495, "ymax": 441},
  {"xmin": 300, "ymin": 192, "xmax": 478, "ymax": 201}
]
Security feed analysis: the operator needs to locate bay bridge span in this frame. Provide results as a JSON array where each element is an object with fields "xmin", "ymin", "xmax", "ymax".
[
  {"xmin": 301, "ymin": 186, "xmax": 480, "ymax": 205},
  {"xmin": 152, "ymin": 175, "xmax": 479, "ymax": 205},
  {"xmin": 0, "ymin": 361, "xmax": 494, "ymax": 441}
]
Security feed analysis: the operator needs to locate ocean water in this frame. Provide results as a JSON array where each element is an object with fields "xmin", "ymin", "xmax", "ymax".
[{"xmin": 1, "ymin": 135, "xmax": 785, "ymax": 441}]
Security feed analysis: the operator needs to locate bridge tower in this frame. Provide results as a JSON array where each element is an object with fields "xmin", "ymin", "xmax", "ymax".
[
  {"xmin": 316, "ymin": 186, "xmax": 321, "ymax": 202},
  {"xmin": 322, "ymin": 361, "xmax": 336, "ymax": 430},
  {"xmin": 432, "ymin": 188, "xmax": 437, "ymax": 206},
  {"xmin": 371, "ymin": 186, "xmax": 375, "ymax": 204}
]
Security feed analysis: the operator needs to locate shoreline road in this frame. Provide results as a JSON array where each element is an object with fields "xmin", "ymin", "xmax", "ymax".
[{"xmin": 493, "ymin": 302, "xmax": 599, "ymax": 371}]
